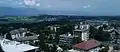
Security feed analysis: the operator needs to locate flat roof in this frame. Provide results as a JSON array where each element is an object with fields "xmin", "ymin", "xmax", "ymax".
[{"xmin": 0, "ymin": 39, "xmax": 39, "ymax": 52}]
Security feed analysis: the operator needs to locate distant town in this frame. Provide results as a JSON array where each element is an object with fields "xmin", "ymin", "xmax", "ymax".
[{"xmin": 0, "ymin": 15, "xmax": 120, "ymax": 52}]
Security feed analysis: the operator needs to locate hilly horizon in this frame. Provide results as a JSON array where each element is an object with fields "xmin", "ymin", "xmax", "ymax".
[
  {"xmin": 0, "ymin": 7, "xmax": 92, "ymax": 16},
  {"xmin": 0, "ymin": 7, "xmax": 45, "ymax": 16},
  {"xmin": 0, "ymin": 7, "xmax": 120, "ymax": 17}
]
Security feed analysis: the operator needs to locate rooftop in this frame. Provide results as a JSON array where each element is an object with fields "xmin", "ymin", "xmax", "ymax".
[
  {"xmin": 60, "ymin": 33, "xmax": 74, "ymax": 38},
  {"xmin": 10, "ymin": 28, "xmax": 27, "ymax": 35},
  {"xmin": 73, "ymin": 39, "xmax": 100, "ymax": 50},
  {"xmin": 74, "ymin": 29, "xmax": 88, "ymax": 32},
  {"xmin": 104, "ymin": 26, "xmax": 114, "ymax": 30},
  {"xmin": 0, "ymin": 39, "xmax": 39, "ymax": 52},
  {"xmin": 22, "ymin": 36, "xmax": 38, "ymax": 41}
]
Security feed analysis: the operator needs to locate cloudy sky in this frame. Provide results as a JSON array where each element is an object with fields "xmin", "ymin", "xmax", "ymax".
[{"xmin": 0, "ymin": 0, "xmax": 120, "ymax": 16}]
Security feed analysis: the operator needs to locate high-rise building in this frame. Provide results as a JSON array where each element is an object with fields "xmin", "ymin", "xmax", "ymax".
[{"xmin": 73, "ymin": 22, "xmax": 90, "ymax": 41}]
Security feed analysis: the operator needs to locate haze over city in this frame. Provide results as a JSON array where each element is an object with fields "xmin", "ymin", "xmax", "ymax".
[
  {"xmin": 0, "ymin": 0, "xmax": 120, "ymax": 52},
  {"xmin": 0, "ymin": 0, "xmax": 120, "ymax": 16}
]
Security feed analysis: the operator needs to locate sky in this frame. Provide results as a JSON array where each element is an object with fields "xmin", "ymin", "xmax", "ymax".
[{"xmin": 0, "ymin": 0, "xmax": 120, "ymax": 16}]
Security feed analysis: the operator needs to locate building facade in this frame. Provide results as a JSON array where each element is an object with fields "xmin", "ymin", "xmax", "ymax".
[
  {"xmin": 59, "ymin": 33, "xmax": 74, "ymax": 45},
  {"xmin": 73, "ymin": 22, "xmax": 90, "ymax": 41}
]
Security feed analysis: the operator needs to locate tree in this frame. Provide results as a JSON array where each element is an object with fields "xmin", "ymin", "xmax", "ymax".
[
  {"xmin": 90, "ymin": 26, "xmax": 111, "ymax": 41},
  {"xmin": 38, "ymin": 33, "xmax": 45, "ymax": 50},
  {"xmin": 52, "ymin": 44, "xmax": 57, "ymax": 52},
  {"xmin": 99, "ymin": 46, "xmax": 109, "ymax": 52},
  {"xmin": 72, "ymin": 37, "xmax": 81, "ymax": 44},
  {"xmin": 89, "ymin": 26, "xmax": 98, "ymax": 38},
  {"xmin": 0, "ymin": 27, "xmax": 9, "ymax": 34},
  {"xmin": 55, "ymin": 32, "xmax": 60, "ymax": 44},
  {"xmin": 95, "ymin": 27, "xmax": 111, "ymax": 41},
  {"xmin": 6, "ymin": 33, "xmax": 12, "ymax": 40},
  {"xmin": 44, "ymin": 45, "xmax": 50, "ymax": 52},
  {"xmin": 103, "ymin": 24, "xmax": 108, "ymax": 28}
]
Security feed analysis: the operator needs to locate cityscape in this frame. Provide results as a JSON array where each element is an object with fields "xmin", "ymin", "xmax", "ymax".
[
  {"xmin": 0, "ymin": 15, "xmax": 120, "ymax": 52},
  {"xmin": 1, "ymin": 0, "xmax": 120, "ymax": 52}
]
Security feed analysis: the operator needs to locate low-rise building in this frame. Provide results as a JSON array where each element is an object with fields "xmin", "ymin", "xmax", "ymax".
[
  {"xmin": 103, "ymin": 26, "xmax": 114, "ymax": 32},
  {"xmin": 68, "ymin": 39, "xmax": 101, "ymax": 52},
  {"xmin": 59, "ymin": 33, "xmax": 74, "ymax": 46},
  {"xmin": 0, "ymin": 39, "xmax": 39, "ymax": 52},
  {"xmin": 10, "ymin": 28, "xmax": 39, "ymax": 45},
  {"xmin": 48, "ymin": 25, "xmax": 60, "ymax": 32}
]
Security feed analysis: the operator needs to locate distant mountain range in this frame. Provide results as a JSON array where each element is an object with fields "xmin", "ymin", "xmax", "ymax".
[
  {"xmin": 0, "ymin": 7, "xmax": 45, "ymax": 16},
  {"xmin": 0, "ymin": 7, "xmax": 120, "ymax": 17},
  {"xmin": 0, "ymin": 7, "xmax": 91, "ymax": 16}
]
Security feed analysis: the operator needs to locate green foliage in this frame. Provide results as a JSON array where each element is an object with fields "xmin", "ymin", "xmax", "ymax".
[
  {"xmin": 103, "ymin": 24, "xmax": 108, "ymax": 28},
  {"xmin": 96, "ymin": 27, "xmax": 111, "ymax": 41},
  {"xmin": 90, "ymin": 26, "xmax": 111, "ymax": 41},
  {"xmin": 38, "ymin": 33, "xmax": 45, "ymax": 50},
  {"xmin": 73, "ymin": 37, "xmax": 81, "ymax": 44},
  {"xmin": 99, "ymin": 46, "xmax": 109, "ymax": 52},
  {"xmin": 55, "ymin": 32, "xmax": 60, "ymax": 44},
  {"xmin": 44, "ymin": 45, "xmax": 50, "ymax": 52},
  {"xmin": 89, "ymin": 26, "xmax": 98, "ymax": 38}
]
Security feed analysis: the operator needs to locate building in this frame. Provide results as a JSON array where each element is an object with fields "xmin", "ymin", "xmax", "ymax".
[
  {"xmin": 59, "ymin": 32, "xmax": 74, "ymax": 46},
  {"xmin": 0, "ymin": 38, "xmax": 39, "ymax": 52},
  {"xmin": 73, "ymin": 22, "xmax": 89, "ymax": 41},
  {"xmin": 10, "ymin": 28, "xmax": 39, "ymax": 45},
  {"xmin": 10, "ymin": 28, "xmax": 28, "ymax": 39},
  {"xmin": 68, "ymin": 39, "xmax": 101, "ymax": 52},
  {"xmin": 103, "ymin": 26, "xmax": 114, "ymax": 32},
  {"xmin": 48, "ymin": 25, "xmax": 60, "ymax": 32}
]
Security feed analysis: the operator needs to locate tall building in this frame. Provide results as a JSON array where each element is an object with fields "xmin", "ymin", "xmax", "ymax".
[{"xmin": 73, "ymin": 22, "xmax": 89, "ymax": 41}]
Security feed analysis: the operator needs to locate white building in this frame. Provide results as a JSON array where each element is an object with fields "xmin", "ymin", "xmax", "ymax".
[
  {"xmin": 0, "ymin": 39, "xmax": 39, "ymax": 52},
  {"xmin": 73, "ymin": 23, "xmax": 90, "ymax": 41},
  {"xmin": 48, "ymin": 25, "xmax": 60, "ymax": 32}
]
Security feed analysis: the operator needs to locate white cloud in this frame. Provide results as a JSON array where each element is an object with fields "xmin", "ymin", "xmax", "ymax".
[
  {"xmin": 23, "ymin": 0, "xmax": 41, "ymax": 7},
  {"xmin": 84, "ymin": 5, "xmax": 91, "ymax": 8},
  {"xmin": 24, "ymin": 0, "xmax": 36, "ymax": 6}
]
